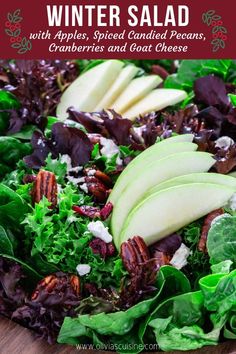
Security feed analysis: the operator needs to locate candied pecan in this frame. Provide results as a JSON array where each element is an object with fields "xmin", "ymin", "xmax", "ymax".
[
  {"xmin": 32, "ymin": 170, "xmax": 57, "ymax": 208},
  {"xmin": 152, "ymin": 250, "xmax": 171, "ymax": 267},
  {"xmin": 198, "ymin": 208, "xmax": 224, "ymax": 253},
  {"xmin": 120, "ymin": 236, "xmax": 150, "ymax": 275},
  {"xmin": 94, "ymin": 170, "xmax": 112, "ymax": 187},
  {"xmin": 100, "ymin": 202, "xmax": 113, "ymax": 220},
  {"xmin": 31, "ymin": 272, "xmax": 80, "ymax": 305},
  {"xmin": 85, "ymin": 176, "xmax": 108, "ymax": 203},
  {"xmin": 70, "ymin": 275, "xmax": 80, "ymax": 296},
  {"xmin": 151, "ymin": 65, "xmax": 169, "ymax": 80}
]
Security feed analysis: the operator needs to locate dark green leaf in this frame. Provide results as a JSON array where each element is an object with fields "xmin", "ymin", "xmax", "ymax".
[
  {"xmin": 0, "ymin": 184, "xmax": 29, "ymax": 227},
  {"xmin": 0, "ymin": 254, "xmax": 42, "ymax": 285},
  {"xmin": 0, "ymin": 90, "xmax": 20, "ymax": 134},
  {"xmin": 8, "ymin": 124, "xmax": 37, "ymax": 140},
  {"xmin": 0, "ymin": 225, "xmax": 14, "ymax": 256},
  {"xmin": 229, "ymin": 94, "xmax": 236, "ymax": 107},
  {"xmin": 207, "ymin": 215, "xmax": 236, "ymax": 265},
  {"xmin": 164, "ymin": 60, "xmax": 231, "ymax": 91}
]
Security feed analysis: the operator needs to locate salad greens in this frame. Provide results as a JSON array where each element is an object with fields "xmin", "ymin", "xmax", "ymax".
[
  {"xmin": 207, "ymin": 215, "xmax": 236, "ymax": 266},
  {"xmin": 0, "ymin": 59, "xmax": 236, "ymax": 352}
]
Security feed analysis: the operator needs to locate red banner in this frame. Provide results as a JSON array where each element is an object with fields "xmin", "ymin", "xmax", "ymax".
[{"xmin": 0, "ymin": 0, "xmax": 234, "ymax": 59}]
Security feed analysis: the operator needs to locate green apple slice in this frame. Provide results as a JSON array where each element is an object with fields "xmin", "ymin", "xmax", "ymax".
[
  {"xmin": 95, "ymin": 65, "xmax": 139, "ymax": 110},
  {"xmin": 111, "ymin": 151, "xmax": 215, "ymax": 246},
  {"xmin": 57, "ymin": 60, "xmax": 124, "ymax": 120},
  {"xmin": 112, "ymin": 75, "xmax": 162, "ymax": 114},
  {"xmin": 123, "ymin": 89, "xmax": 187, "ymax": 120},
  {"xmin": 145, "ymin": 173, "xmax": 236, "ymax": 197},
  {"xmin": 229, "ymin": 171, "xmax": 236, "ymax": 178},
  {"xmin": 119, "ymin": 183, "xmax": 235, "ymax": 247},
  {"xmin": 108, "ymin": 136, "xmax": 196, "ymax": 205}
]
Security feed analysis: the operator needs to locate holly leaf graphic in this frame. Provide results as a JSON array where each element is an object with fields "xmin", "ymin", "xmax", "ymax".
[
  {"xmin": 17, "ymin": 47, "xmax": 28, "ymax": 54},
  {"xmin": 7, "ymin": 12, "xmax": 13, "ymax": 22},
  {"xmin": 11, "ymin": 43, "xmax": 21, "ymax": 49},
  {"xmin": 13, "ymin": 29, "xmax": 21, "ymax": 37},
  {"xmin": 5, "ymin": 29, "xmax": 13, "ymax": 36},
  {"xmin": 13, "ymin": 9, "xmax": 20, "ymax": 17}
]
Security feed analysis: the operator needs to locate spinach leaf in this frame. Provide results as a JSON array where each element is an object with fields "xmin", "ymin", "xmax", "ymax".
[
  {"xmin": 0, "ymin": 184, "xmax": 29, "ymax": 228},
  {"xmin": 0, "ymin": 225, "xmax": 14, "ymax": 255},
  {"xmin": 0, "ymin": 90, "xmax": 20, "ymax": 134},
  {"xmin": 199, "ymin": 270, "xmax": 236, "ymax": 314},
  {"xmin": 211, "ymin": 260, "xmax": 233, "ymax": 274},
  {"xmin": 164, "ymin": 60, "xmax": 232, "ymax": 91},
  {"xmin": 58, "ymin": 316, "xmax": 104, "ymax": 346},
  {"xmin": 149, "ymin": 314, "xmax": 220, "ymax": 352},
  {"xmin": 0, "ymin": 137, "xmax": 31, "ymax": 179},
  {"xmin": 224, "ymin": 314, "xmax": 236, "ymax": 339},
  {"xmin": 207, "ymin": 215, "xmax": 236, "ymax": 265}
]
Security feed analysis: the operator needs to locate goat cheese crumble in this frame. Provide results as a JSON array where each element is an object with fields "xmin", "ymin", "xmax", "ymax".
[
  {"xmin": 100, "ymin": 137, "xmax": 122, "ymax": 165},
  {"xmin": 80, "ymin": 183, "xmax": 88, "ymax": 193},
  {"xmin": 87, "ymin": 221, "xmax": 112, "ymax": 243},
  {"xmin": 215, "ymin": 136, "xmax": 234, "ymax": 149},
  {"xmin": 76, "ymin": 264, "xmax": 91, "ymax": 276},
  {"xmin": 170, "ymin": 243, "xmax": 190, "ymax": 270}
]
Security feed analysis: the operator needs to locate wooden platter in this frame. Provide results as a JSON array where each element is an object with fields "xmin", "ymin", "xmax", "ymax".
[{"xmin": 1, "ymin": 316, "xmax": 236, "ymax": 354}]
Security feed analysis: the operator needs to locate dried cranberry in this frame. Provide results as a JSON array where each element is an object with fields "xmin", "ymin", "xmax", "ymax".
[
  {"xmin": 23, "ymin": 174, "xmax": 36, "ymax": 184},
  {"xmin": 89, "ymin": 238, "xmax": 107, "ymax": 258},
  {"xmin": 106, "ymin": 242, "xmax": 116, "ymax": 257},
  {"xmin": 73, "ymin": 205, "xmax": 100, "ymax": 219}
]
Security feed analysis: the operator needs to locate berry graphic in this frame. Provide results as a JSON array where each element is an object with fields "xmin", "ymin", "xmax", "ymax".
[
  {"xmin": 5, "ymin": 21, "xmax": 11, "ymax": 28},
  {"xmin": 10, "ymin": 25, "xmax": 16, "ymax": 31},
  {"xmin": 10, "ymin": 37, "xmax": 16, "ymax": 43},
  {"xmin": 217, "ymin": 20, "xmax": 223, "ymax": 25},
  {"xmin": 222, "ymin": 35, "xmax": 227, "ymax": 41},
  {"xmin": 213, "ymin": 33, "xmax": 219, "ymax": 39},
  {"xmin": 16, "ymin": 36, "xmax": 22, "ymax": 42},
  {"xmin": 211, "ymin": 21, "xmax": 217, "ymax": 26},
  {"xmin": 15, "ymin": 23, "xmax": 21, "ymax": 29}
]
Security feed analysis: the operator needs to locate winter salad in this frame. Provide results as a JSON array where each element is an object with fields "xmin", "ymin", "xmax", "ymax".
[{"xmin": 0, "ymin": 59, "xmax": 236, "ymax": 352}]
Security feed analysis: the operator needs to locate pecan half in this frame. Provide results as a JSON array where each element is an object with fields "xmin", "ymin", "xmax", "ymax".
[
  {"xmin": 198, "ymin": 208, "xmax": 224, "ymax": 253},
  {"xmin": 32, "ymin": 170, "xmax": 57, "ymax": 208},
  {"xmin": 85, "ymin": 176, "xmax": 108, "ymax": 203},
  {"xmin": 31, "ymin": 272, "xmax": 80, "ymax": 303},
  {"xmin": 120, "ymin": 236, "xmax": 150, "ymax": 275}
]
